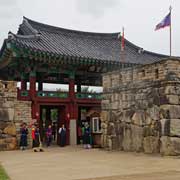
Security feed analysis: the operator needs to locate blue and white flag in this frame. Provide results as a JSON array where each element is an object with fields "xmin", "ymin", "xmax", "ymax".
[{"xmin": 155, "ymin": 12, "xmax": 171, "ymax": 31}]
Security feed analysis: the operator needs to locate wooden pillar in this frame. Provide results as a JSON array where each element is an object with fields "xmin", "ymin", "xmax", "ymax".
[
  {"xmin": 20, "ymin": 74, "xmax": 27, "ymax": 90},
  {"xmin": 67, "ymin": 71, "xmax": 78, "ymax": 145},
  {"xmin": 38, "ymin": 81, "xmax": 43, "ymax": 91},
  {"xmin": 77, "ymin": 83, "xmax": 81, "ymax": 93},
  {"xmin": 46, "ymin": 108, "xmax": 51, "ymax": 127},
  {"xmin": 29, "ymin": 71, "xmax": 37, "ymax": 120},
  {"xmin": 69, "ymin": 80, "xmax": 75, "ymax": 98},
  {"xmin": 29, "ymin": 71, "xmax": 36, "ymax": 99},
  {"xmin": 31, "ymin": 101, "xmax": 40, "ymax": 120},
  {"xmin": 65, "ymin": 105, "xmax": 70, "ymax": 145},
  {"xmin": 21, "ymin": 79, "xmax": 27, "ymax": 90},
  {"xmin": 68, "ymin": 71, "xmax": 75, "ymax": 99}
]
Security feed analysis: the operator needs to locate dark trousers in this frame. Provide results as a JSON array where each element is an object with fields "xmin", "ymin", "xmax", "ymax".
[
  {"xmin": 52, "ymin": 132, "xmax": 56, "ymax": 141},
  {"xmin": 46, "ymin": 136, "xmax": 52, "ymax": 146}
]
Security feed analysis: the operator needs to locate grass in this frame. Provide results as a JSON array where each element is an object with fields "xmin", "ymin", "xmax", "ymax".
[{"xmin": 0, "ymin": 164, "xmax": 10, "ymax": 180}]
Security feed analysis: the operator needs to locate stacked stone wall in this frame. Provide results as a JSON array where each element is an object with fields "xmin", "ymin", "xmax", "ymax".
[
  {"xmin": 101, "ymin": 58, "xmax": 180, "ymax": 155},
  {"xmin": 0, "ymin": 81, "xmax": 32, "ymax": 151}
]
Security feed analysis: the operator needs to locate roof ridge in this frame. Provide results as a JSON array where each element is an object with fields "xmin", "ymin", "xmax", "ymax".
[
  {"xmin": 22, "ymin": 17, "xmax": 39, "ymax": 35},
  {"xmin": 23, "ymin": 17, "xmax": 120, "ymax": 38},
  {"xmin": 8, "ymin": 31, "xmax": 41, "ymax": 41}
]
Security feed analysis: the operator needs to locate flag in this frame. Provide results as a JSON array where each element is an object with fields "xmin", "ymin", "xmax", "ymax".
[
  {"xmin": 121, "ymin": 27, "xmax": 125, "ymax": 51},
  {"xmin": 155, "ymin": 12, "xmax": 171, "ymax": 31},
  {"xmin": 117, "ymin": 32, "xmax": 121, "ymax": 39}
]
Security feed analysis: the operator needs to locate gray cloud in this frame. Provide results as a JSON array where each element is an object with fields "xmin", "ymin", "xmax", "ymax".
[
  {"xmin": 0, "ymin": 0, "xmax": 17, "ymax": 6},
  {"xmin": 0, "ymin": 7, "xmax": 21, "ymax": 19},
  {"xmin": 76, "ymin": 0, "xmax": 119, "ymax": 17},
  {"xmin": 0, "ymin": 0, "xmax": 21, "ymax": 19}
]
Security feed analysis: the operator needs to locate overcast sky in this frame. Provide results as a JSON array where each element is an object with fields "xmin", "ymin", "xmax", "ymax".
[{"xmin": 0, "ymin": 0, "xmax": 179, "ymax": 56}]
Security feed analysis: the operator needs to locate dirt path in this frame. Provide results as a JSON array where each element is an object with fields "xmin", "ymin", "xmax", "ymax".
[{"xmin": 0, "ymin": 146, "xmax": 180, "ymax": 180}]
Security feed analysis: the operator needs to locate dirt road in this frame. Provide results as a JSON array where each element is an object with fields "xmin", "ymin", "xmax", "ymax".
[{"xmin": 0, "ymin": 146, "xmax": 180, "ymax": 180}]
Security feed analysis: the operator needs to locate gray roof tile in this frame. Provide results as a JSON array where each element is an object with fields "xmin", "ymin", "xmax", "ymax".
[{"xmin": 7, "ymin": 17, "xmax": 168, "ymax": 64}]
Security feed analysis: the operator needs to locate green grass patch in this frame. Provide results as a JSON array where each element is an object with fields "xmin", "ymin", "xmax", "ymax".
[{"xmin": 0, "ymin": 164, "xmax": 10, "ymax": 180}]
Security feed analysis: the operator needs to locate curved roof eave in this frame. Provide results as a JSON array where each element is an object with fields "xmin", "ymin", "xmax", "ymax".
[{"xmin": 0, "ymin": 16, "xmax": 173, "ymax": 66}]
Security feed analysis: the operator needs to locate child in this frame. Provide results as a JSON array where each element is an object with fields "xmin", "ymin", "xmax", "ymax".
[{"xmin": 32, "ymin": 124, "xmax": 44, "ymax": 152}]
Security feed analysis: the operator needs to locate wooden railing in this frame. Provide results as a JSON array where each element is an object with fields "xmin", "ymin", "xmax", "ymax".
[
  {"xmin": 37, "ymin": 91, "xmax": 68, "ymax": 98},
  {"xmin": 18, "ymin": 90, "xmax": 102, "ymax": 100},
  {"xmin": 76, "ymin": 92, "xmax": 102, "ymax": 100}
]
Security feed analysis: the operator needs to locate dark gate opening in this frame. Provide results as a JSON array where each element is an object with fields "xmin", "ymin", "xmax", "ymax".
[{"xmin": 39, "ymin": 105, "xmax": 66, "ymax": 145}]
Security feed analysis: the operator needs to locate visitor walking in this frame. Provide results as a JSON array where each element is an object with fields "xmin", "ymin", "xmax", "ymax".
[
  {"xmin": 59, "ymin": 124, "xmax": 66, "ymax": 147},
  {"xmin": 84, "ymin": 122, "xmax": 91, "ymax": 149},
  {"xmin": 81, "ymin": 124, "xmax": 85, "ymax": 144},
  {"xmin": 19, "ymin": 123, "xmax": 28, "ymax": 150},
  {"xmin": 52, "ymin": 122, "xmax": 56, "ymax": 141},
  {"xmin": 78, "ymin": 125, "xmax": 82, "ymax": 144},
  {"xmin": 46, "ymin": 125, "xmax": 52, "ymax": 147}
]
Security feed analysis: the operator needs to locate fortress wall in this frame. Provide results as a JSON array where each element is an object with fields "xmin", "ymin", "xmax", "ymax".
[
  {"xmin": 0, "ymin": 81, "xmax": 32, "ymax": 151},
  {"xmin": 101, "ymin": 58, "xmax": 180, "ymax": 155}
]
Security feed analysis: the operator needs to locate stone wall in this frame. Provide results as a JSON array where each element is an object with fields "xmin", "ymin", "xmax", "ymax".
[
  {"xmin": 0, "ymin": 81, "xmax": 32, "ymax": 151},
  {"xmin": 101, "ymin": 58, "xmax": 180, "ymax": 155}
]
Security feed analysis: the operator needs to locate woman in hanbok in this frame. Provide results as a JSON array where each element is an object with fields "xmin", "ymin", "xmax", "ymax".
[
  {"xmin": 84, "ymin": 122, "xmax": 91, "ymax": 149},
  {"xmin": 46, "ymin": 125, "xmax": 52, "ymax": 147},
  {"xmin": 32, "ymin": 125, "xmax": 43, "ymax": 152},
  {"xmin": 20, "ymin": 123, "xmax": 28, "ymax": 150},
  {"xmin": 59, "ymin": 124, "xmax": 66, "ymax": 147}
]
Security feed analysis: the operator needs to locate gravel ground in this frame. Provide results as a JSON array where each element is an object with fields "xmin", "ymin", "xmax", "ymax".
[{"xmin": 0, "ymin": 146, "xmax": 180, "ymax": 180}]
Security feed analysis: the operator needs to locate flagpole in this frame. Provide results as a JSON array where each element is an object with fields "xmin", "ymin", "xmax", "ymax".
[
  {"xmin": 170, "ymin": 6, "xmax": 172, "ymax": 57},
  {"xmin": 121, "ymin": 27, "xmax": 125, "ymax": 64}
]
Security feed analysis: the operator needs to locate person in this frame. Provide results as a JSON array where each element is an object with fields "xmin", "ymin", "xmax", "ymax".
[
  {"xmin": 19, "ymin": 123, "xmax": 28, "ymax": 150},
  {"xmin": 58, "ymin": 124, "xmax": 66, "ymax": 147},
  {"xmin": 46, "ymin": 125, "xmax": 52, "ymax": 147},
  {"xmin": 77, "ymin": 125, "xmax": 82, "ymax": 144},
  {"xmin": 81, "ymin": 124, "xmax": 85, "ymax": 144},
  {"xmin": 52, "ymin": 122, "xmax": 56, "ymax": 141},
  {"xmin": 84, "ymin": 122, "xmax": 91, "ymax": 149},
  {"xmin": 32, "ymin": 124, "xmax": 43, "ymax": 152}
]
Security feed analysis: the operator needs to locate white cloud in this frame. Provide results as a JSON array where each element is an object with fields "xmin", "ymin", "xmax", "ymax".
[
  {"xmin": 76, "ymin": 0, "xmax": 120, "ymax": 17},
  {"xmin": 0, "ymin": 0, "xmax": 17, "ymax": 6}
]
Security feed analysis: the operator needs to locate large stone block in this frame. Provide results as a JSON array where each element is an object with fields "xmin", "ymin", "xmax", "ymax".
[
  {"xmin": 112, "ymin": 74, "xmax": 120, "ymax": 88},
  {"xmin": 0, "ymin": 122, "xmax": 8, "ymax": 130},
  {"xmin": 160, "ymin": 105, "xmax": 180, "ymax": 119},
  {"xmin": 122, "ymin": 110, "xmax": 135, "ymax": 123},
  {"xmin": 160, "ymin": 136, "xmax": 180, "ymax": 156},
  {"xmin": 3, "ymin": 124, "xmax": 16, "ymax": 136},
  {"xmin": 100, "ymin": 111, "xmax": 109, "ymax": 122},
  {"xmin": 101, "ymin": 100, "xmax": 110, "ymax": 109},
  {"xmin": 164, "ymin": 86, "xmax": 177, "ymax": 95},
  {"xmin": 170, "ymin": 119, "xmax": 180, "ymax": 137},
  {"xmin": 132, "ymin": 111, "xmax": 145, "ymax": 126},
  {"xmin": 0, "ymin": 144, "xmax": 7, "ymax": 151},
  {"xmin": 0, "ymin": 139, "xmax": 5, "ymax": 144},
  {"xmin": 143, "ymin": 136, "xmax": 160, "ymax": 154},
  {"xmin": 111, "ymin": 101, "xmax": 119, "ymax": 110},
  {"xmin": 122, "ymin": 124, "xmax": 132, "ymax": 151},
  {"xmin": 7, "ymin": 142, "xmax": 17, "ymax": 150},
  {"xmin": 144, "ymin": 115, "xmax": 153, "ymax": 126},
  {"xmin": 7, "ymin": 81, "xmax": 17, "ymax": 92},
  {"xmin": 2, "ymin": 100, "xmax": 14, "ymax": 108},
  {"xmin": 0, "ymin": 109, "xmax": 9, "ymax": 121},
  {"xmin": 166, "ymin": 95, "xmax": 179, "ymax": 105},
  {"xmin": 160, "ymin": 119, "xmax": 170, "ymax": 136},
  {"xmin": 146, "ymin": 105, "xmax": 160, "ymax": 121},
  {"xmin": 7, "ymin": 108, "xmax": 15, "ymax": 121},
  {"xmin": 131, "ymin": 125, "xmax": 143, "ymax": 152}
]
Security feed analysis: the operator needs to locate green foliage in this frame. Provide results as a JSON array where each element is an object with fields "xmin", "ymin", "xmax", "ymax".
[
  {"xmin": 0, "ymin": 165, "xmax": 10, "ymax": 180},
  {"xmin": 81, "ymin": 86, "xmax": 95, "ymax": 93},
  {"xmin": 51, "ymin": 109, "xmax": 58, "ymax": 121}
]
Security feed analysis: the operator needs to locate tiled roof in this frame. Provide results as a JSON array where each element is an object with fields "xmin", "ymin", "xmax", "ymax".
[{"xmin": 3, "ymin": 17, "xmax": 168, "ymax": 64}]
